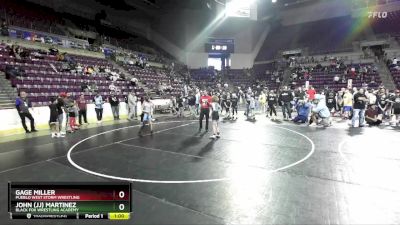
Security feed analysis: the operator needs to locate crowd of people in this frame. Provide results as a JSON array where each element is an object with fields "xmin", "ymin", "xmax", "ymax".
[{"xmin": 168, "ymin": 82, "xmax": 400, "ymax": 136}]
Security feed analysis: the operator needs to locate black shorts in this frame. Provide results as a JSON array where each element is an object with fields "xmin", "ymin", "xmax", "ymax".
[
  {"xmin": 212, "ymin": 111, "xmax": 219, "ymax": 120},
  {"xmin": 327, "ymin": 104, "xmax": 336, "ymax": 110},
  {"xmin": 394, "ymin": 108, "xmax": 400, "ymax": 115},
  {"xmin": 49, "ymin": 115, "xmax": 58, "ymax": 123}
]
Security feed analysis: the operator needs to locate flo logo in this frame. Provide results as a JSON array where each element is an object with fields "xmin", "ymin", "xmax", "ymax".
[{"xmin": 368, "ymin": 11, "xmax": 388, "ymax": 18}]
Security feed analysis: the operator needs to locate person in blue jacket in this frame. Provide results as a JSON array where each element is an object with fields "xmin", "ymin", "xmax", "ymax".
[{"xmin": 293, "ymin": 100, "xmax": 311, "ymax": 123}]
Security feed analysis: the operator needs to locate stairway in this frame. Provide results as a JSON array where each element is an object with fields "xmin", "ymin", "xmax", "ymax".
[
  {"xmin": 109, "ymin": 61, "xmax": 150, "ymax": 94},
  {"xmin": 376, "ymin": 59, "xmax": 396, "ymax": 90},
  {"xmin": 282, "ymin": 67, "xmax": 292, "ymax": 87},
  {"xmin": 0, "ymin": 72, "xmax": 18, "ymax": 109}
]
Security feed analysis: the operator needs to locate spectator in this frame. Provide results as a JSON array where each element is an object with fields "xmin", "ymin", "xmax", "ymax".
[
  {"xmin": 93, "ymin": 92, "xmax": 104, "ymax": 124},
  {"xmin": 199, "ymin": 90, "xmax": 212, "ymax": 132},
  {"xmin": 310, "ymin": 94, "xmax": 331, "ymax": 127},
  {"xmin": 342, "ymin": 89, "xmax": 353, "ymax": 119},
  {"xmin": 127, "ymin": 92, "xmax": 137, "ymax": 121},
  {"xmin": 365, "ymin": 104, "xmax": 382, "ymax": 126},
  {"xmin": 352, "ymin": 88, "xmax": 368, "ymax": 127},
  {"xmin": 391, "ymin": 90, "xmax": 400, "ymax": 126},
  {"xmin": 188, "ymin": 92, "xmax": 197, "ymax": 119},
  {"xmin": 130, "ymin": 77, "xmax": 138, "ymax": 87},
  {"xmin": 57, "ymin": 93, "xmax": 66, "ymax": 135},
  {"xmin": 108, "ymin": 92, "xmax": 120, "ymax": 120},
  {"xmin": 48, "ymin": 97, "xmax": 62, "ymax": 138},
  {"xmin": 138, "ymin": 96, "xmax": 154, "ymax": 136},
  {"xmin": 279, "ymin": 86, "xmax": 293, "ymax": 120},
  {"xmin": 15, "ymin": 91, "xmax": 37, "ymax": 134},
  {"xmin": 77, "ymin": 94, "xmax": 88, "ymax": 125},
  {"xmin": 307, "ymin": 86, "xmax": 316, "ymax": 101},
  {"xmin": 293, "ymin": 100, "xmax": 311, "ymax": 123}
]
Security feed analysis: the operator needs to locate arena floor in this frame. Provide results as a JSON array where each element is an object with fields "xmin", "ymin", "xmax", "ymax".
[{"xmin": 1, "ymin": 114, "xmax": 400, "ymax": 225}]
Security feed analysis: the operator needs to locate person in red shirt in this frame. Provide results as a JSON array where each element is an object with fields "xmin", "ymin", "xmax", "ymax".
[
  {"xmin": 307, "ymin": 86, "xmax": 316, "ymax": 101},
  {"xmin": 199, "ymin": 90, "xmax": 212, "ymax": 131}
]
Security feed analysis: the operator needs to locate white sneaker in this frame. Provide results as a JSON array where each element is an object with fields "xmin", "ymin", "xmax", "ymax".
[
  {"xmin": 210, "ymin": 135, "xmax": 216, "ymax": 139},
  {"xmin": 60, "ymin": 131, "xmax": 66, "ymax": 135},
  {"xmin": 57, "ymin": 133, "xmax": 65, "ymax": 138},
  {"xmin": 51, "ymin": 133, "xmax": 57, "ymax": 138}
]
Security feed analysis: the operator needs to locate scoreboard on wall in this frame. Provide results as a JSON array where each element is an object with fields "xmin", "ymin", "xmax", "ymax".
[
  {"xmin": 8, "ymin": 182, "xmax": 131, "ymax": 220},
  {"xmin": 205, "ymin": 38, "xmax": 235, "ymax": 54}
]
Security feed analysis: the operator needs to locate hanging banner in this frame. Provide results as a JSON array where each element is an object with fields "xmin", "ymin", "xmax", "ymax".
[{"xmin": 347, "ymin": 79, "xmax": 353, "ymax": 89}]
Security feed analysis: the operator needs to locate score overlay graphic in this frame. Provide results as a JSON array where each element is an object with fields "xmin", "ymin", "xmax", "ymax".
[{"xmin": 8, "ymin": 182, "xmax": 131, "ymax": 220}]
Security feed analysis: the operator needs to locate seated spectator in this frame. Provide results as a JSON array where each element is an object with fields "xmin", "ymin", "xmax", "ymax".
[
  {"xmin": 365, "ymin": 104, "xmax": 382, "ymax": 126},
  {"xmin": 60, "ymin": 62, "xmax": 71, "ymax": 72},
  {"xmin": 90, "ymin": 82, "xmax": 98, "ymax": 92},
  {"xmin": 49, "ymin": 47, "xmax": 59, "ymax": 56},
  {"xmin": 76, "ymin": 63, "xmax": 83, "ymax": 74},
  {"xmin": 56, "ymin": 52, "xmax": 65, "ymax": 61},
  {"xmin": 109, "ymin": 82, "xmax": 120, "ymax": 93},
  {"xmin": 334, "ymin": 75, "xmax": 340, "ymax": 83},
  {"xmin": 5, "ymin": 65, "xmax": 25, "ymax": 79},
  {"xmin": 81, "ymin": 82, "xmax": 89, "ymax": 92}
]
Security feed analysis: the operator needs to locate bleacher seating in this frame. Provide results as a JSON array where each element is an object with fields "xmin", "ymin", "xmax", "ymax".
[
  {"xmin": 189, "ymin": 68, "xmax": 217, "ymax": 88},
  {"xmin": 307, "ymin": 64, "xmax": 381, "ymax": 91},
  {"xmin": 0, "ymin": 45, "xmax": 141, "ymax": 106},
  {"xmin": 123, "ymin": 64, "xmax": 182, "ymax": 95},
  {"xmin": 389, "ymin": 67, "xmax": 400, "ymax": 89}
]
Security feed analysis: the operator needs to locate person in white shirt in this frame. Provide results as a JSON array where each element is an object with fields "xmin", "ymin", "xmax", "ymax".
[
  {"xmin": 127, "ymin": 92, "xmax": 137, "ymax": 120},
  {"xmin": 109, "ymin": 82, "xmax": 117, "ymax": 92},
  {"xmin": 93, "ymin": 93, "xmax": 104, "ymax": 124},
  {"xmin": 210, "ymin": 96, "xmax": 221, "ymax": 139},
  {"xmin": 138, "ymin": 96, "xmax": 154, "ymax": 136},
  {"xmin": 195, "ymin": 89, "xmax": 201, "ymax": 115}
]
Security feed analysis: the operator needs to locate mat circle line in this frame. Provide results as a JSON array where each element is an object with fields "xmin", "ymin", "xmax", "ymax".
[{"xmin": 67, "ymin": 121, "xmax": 315, "ymax": 183}]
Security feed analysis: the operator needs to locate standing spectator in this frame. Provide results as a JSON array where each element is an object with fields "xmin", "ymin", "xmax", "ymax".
[
  {"xmin": 127, "ymin": 92, "xmax": 137, "ymax": 121},
  {"xmin": 258, "ymin": 91, "xmax": 267, "ymax": 114},
  {"xmin": 210, "ymin": 96, "xmax": 221, "ymax": 139},
  {"xmin": 342, "ymin": 89, "xmax": 353, "ymax": 119},
  {"xmin": 16, "ymin": 91, "xmax": 37, "ymax": 134},
  {"xmin": 199, "ymin": 90, "xmax": 212, "ymax": 132},
  {"xmin": 109, "ymin": 92, "xmax": 120, "ymax": 120},
  {"xmin": 279, "ymin": 86, "xmax": 293, "ymax": 120},
  {"xmin": 176, "ymin": 95, "xmax": 184, "ymax": 118},
  {"xmin": 77, "ymin": 94, "xmax": 88, "ymax": 125},
  {"xmin": 56, "ymin": 93, "xmax": 66, "ymax": 135},
  {"xmin": 195, "ymin": 89, "xmax": 201, "ymax": 116},
  {"xmin": 188, "ymin": 92, "xmax": 197, "ymax": 119},
  {"xmin": 391, "ymin": 90, "xmax": 400, "ymax": 126},
  {"xmin": 49, "ymin": 97, "xmax": 62, "ymax": 138},
  {"xmin": 93, "ymin": 92, "xmax": 104, "ymax": 124},
  {"xmin": 68, "ymin": 100, "xmax": 80, "ymax": 132},
  {"xmin": 231, "ymin": 93, "xmax": 238, "ymax": 120},
  {"xmin": 377, "ymin": 90, "xmax": 390, "ymax": 124},
  {"xmin": 267, "ymin": 90, "xmax": 278, "ymax": 120},
  {"xmin": 307, "ymin": 86, "xmax": 316, "ymax": 101},
  {"xmin": 352, "ymin": 88, "xmax": 368, "ymax": 127}
]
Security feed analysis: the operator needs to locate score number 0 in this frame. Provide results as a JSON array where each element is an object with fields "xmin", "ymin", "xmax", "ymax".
[{"xmin": 118, "ymin": 191, "xmax": 126, "ymax": 211}]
